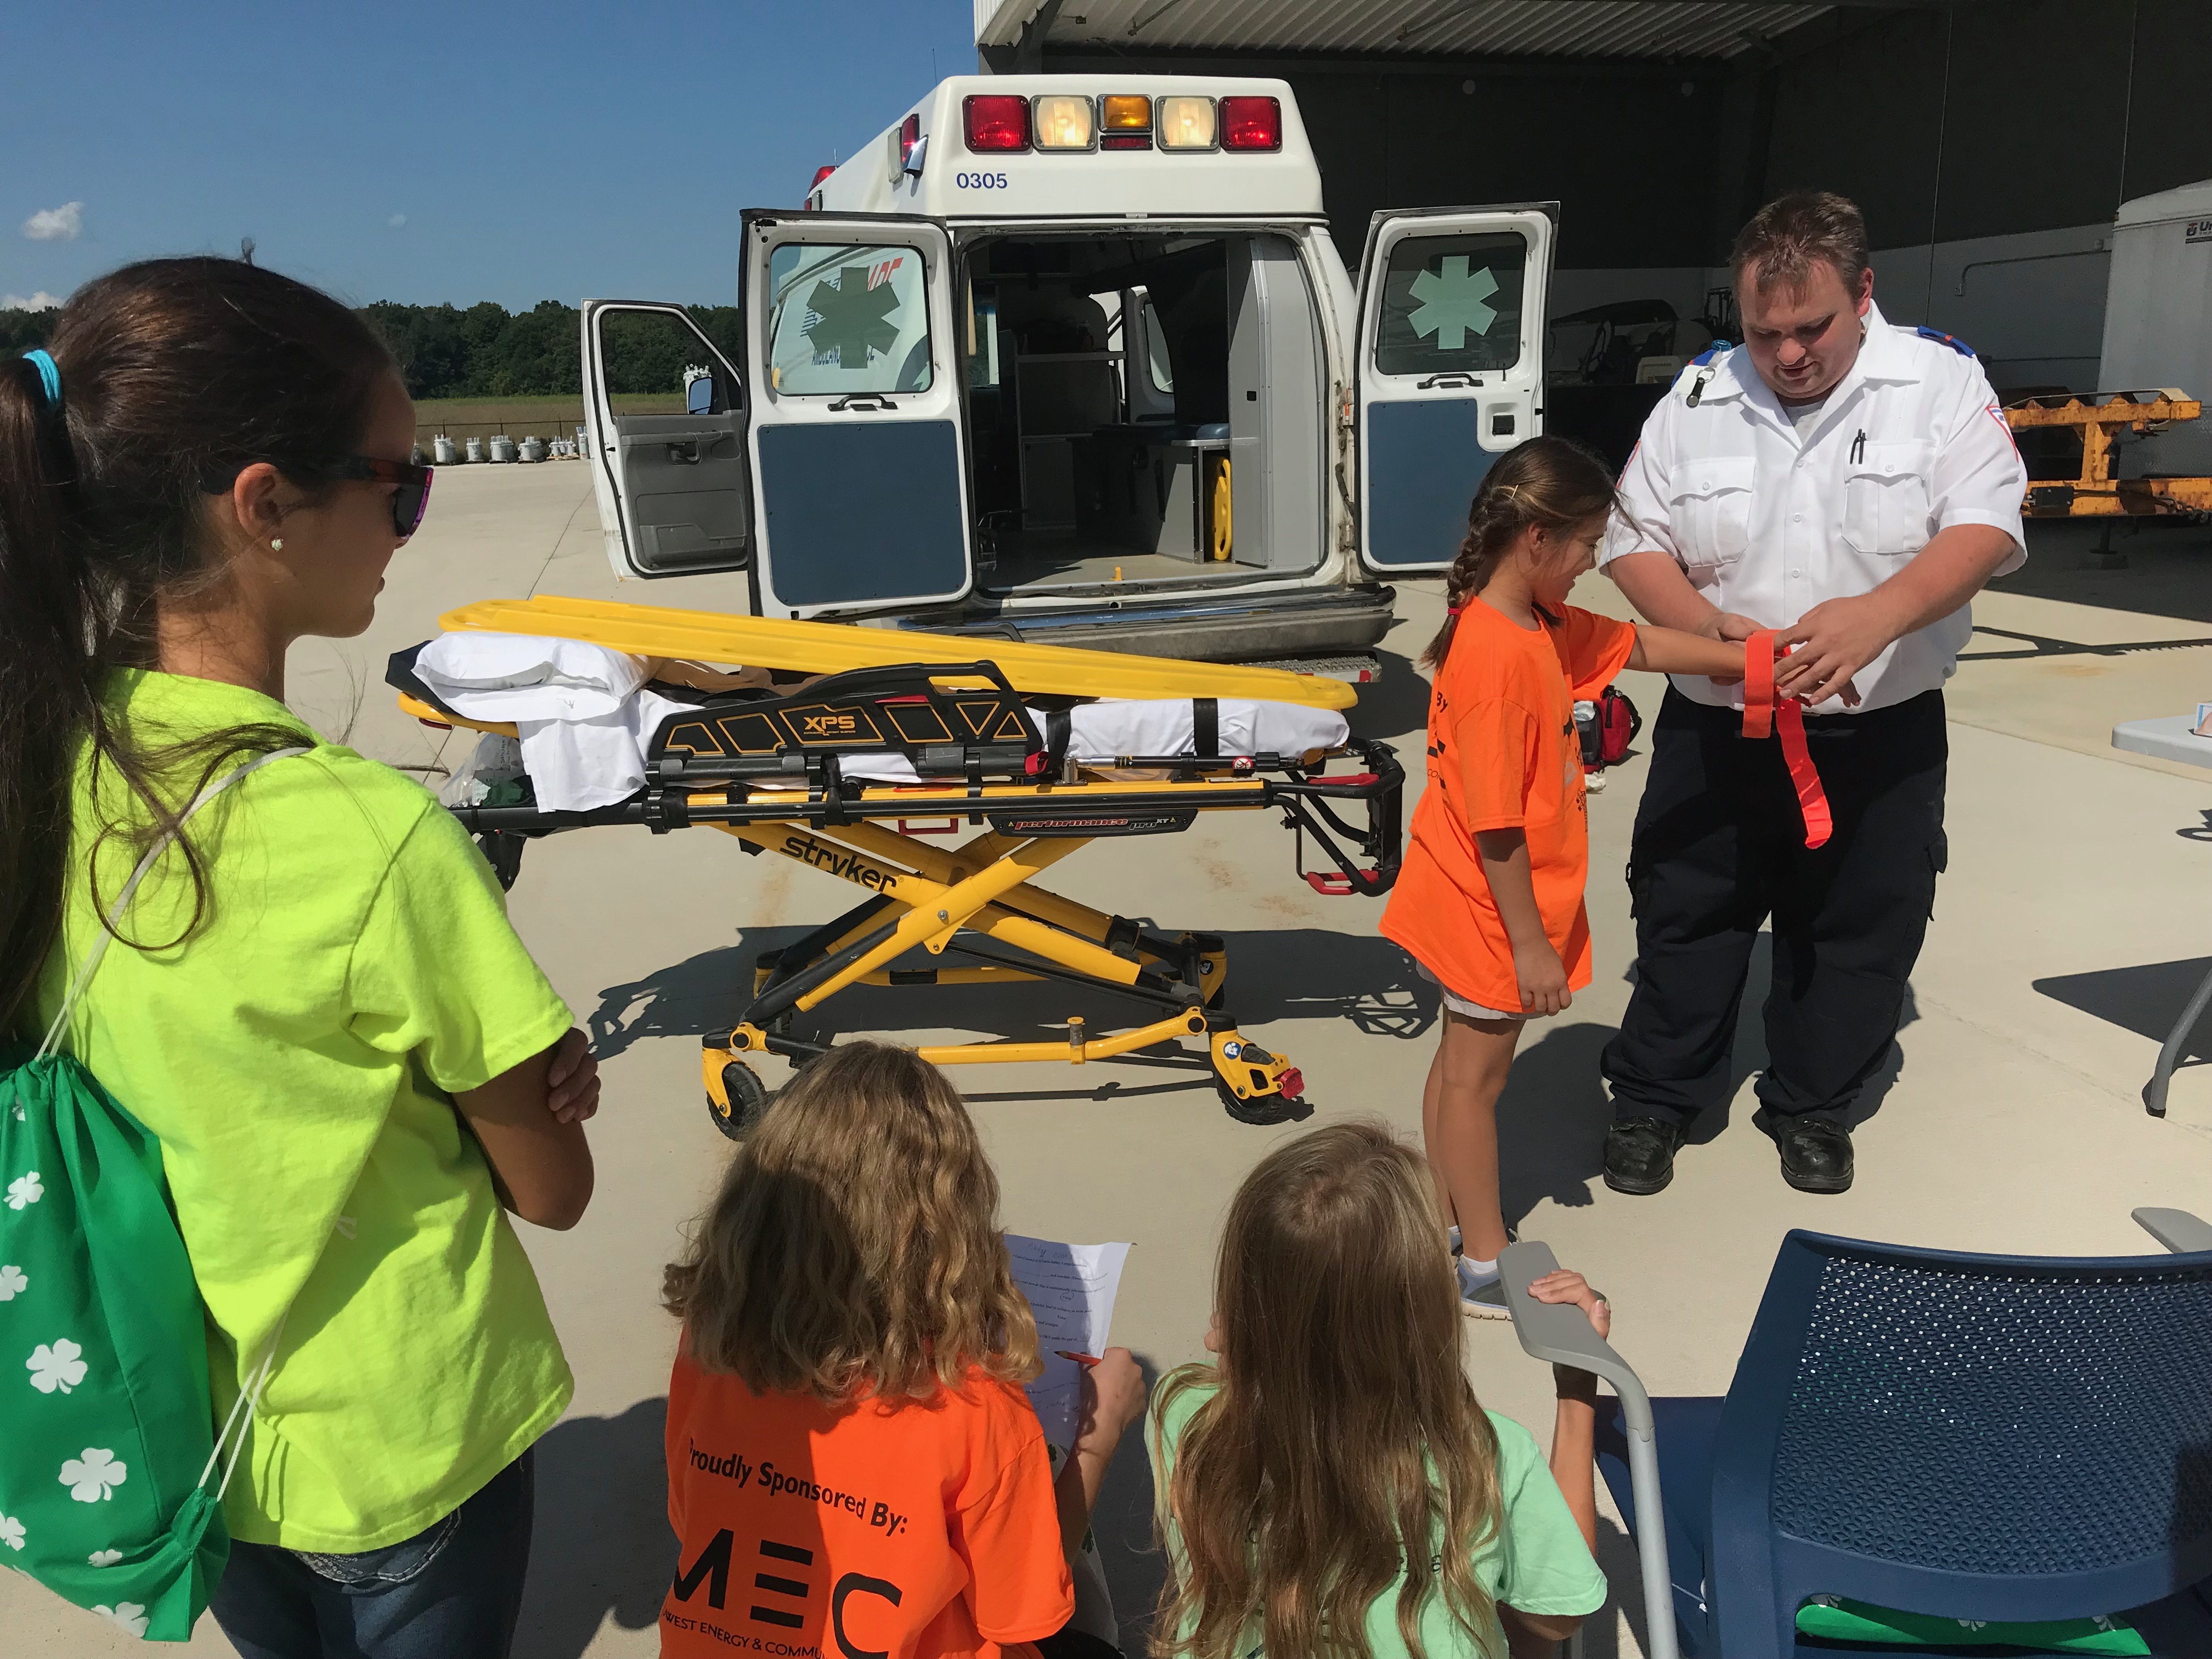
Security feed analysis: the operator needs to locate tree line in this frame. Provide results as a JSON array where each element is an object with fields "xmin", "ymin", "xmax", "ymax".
[{"xmin": 2, "ymin": 300, "xmax": 742, "ymax": 400}]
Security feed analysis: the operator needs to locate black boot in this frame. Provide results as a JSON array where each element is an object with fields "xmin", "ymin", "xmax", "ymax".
[
  {"xmin": 1773, "ymin": 1117, "xmax": 1854, "ymax": 1194},
  {"xmin": 1604, "ymin": 1116, "xmax": 1684, "ymax": 1195}
]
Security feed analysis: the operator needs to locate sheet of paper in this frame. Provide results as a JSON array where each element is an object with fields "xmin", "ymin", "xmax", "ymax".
[{"xmin": 1005, "ymin": 1234, "xmax": 1132, "ymax": 1451}]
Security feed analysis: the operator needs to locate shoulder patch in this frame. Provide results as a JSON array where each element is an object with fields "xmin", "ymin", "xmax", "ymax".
[
  {"xmin": 1915, "ymin": 325, "xmax": 1976, "ymax": 357},
  {"xmin": 1690, "ymin": 340, "xmax": 1732, "ymax": 366}
]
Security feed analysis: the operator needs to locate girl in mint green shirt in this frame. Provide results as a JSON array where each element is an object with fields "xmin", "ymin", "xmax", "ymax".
[
  {"xmin": 1151, "ymin": 1122, "xmax": 1611, "ymax": 1659},
  {"xmin": 4, "ymin": 261, "xmax": 596, "ymax": 1657}
]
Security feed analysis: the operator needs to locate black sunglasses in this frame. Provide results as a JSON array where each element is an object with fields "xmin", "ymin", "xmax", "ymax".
[{"xmin": 333, "ymin": 454, "xmax": 435, "ymax": 539}]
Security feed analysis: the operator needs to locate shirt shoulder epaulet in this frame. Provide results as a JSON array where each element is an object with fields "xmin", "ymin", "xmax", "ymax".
[
  {"xmin": 1690, "ymin": 340, "xmax": 1731, "ymax": 367},
  {"xmin": 1912, "ymin": 325, "xmax": 1976, "ymax": 358}
]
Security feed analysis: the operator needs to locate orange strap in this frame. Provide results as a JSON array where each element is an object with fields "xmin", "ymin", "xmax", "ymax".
[{"xmin": 1743, "ymin": 631, "xmax": 1833, "ymax": 850}]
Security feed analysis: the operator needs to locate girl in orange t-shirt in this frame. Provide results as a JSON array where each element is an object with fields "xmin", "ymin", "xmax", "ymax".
[
  {"xmin": 658, "ymin": 1042, "xmax": 1144, "ymax": 1659},
  {"xmin": 1380, "ymin": 437, "xmax": 1753, "ymax": 1316}
]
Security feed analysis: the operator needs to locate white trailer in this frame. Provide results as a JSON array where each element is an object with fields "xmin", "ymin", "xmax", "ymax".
[
  {"xmin": 2099, "ymin": 178, "xmax": 2212, "ymax": 479},
  {"xmin": 580, "ymin": 75, "xmax": 1554, "ymax": 673}
]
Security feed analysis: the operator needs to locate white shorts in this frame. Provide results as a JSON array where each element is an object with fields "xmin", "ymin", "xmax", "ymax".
[{"xmin": 1414, "ymin": 961, "xmax": 1531, "ymax": 1023}]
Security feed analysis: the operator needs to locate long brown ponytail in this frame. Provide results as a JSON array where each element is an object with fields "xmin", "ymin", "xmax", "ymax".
[
  {"xmin": 1, "ymin": 258, "xmax": 396, "ymax": 1032},
  {"xmin": 1419, "ymin": 435, "xmax": 1621, "ymax": 671}
]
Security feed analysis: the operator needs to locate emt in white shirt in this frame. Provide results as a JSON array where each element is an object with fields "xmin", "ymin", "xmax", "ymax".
[{"xmin": 1595, "ymin": 190, "xmax": 2026, "ymax": 1197}]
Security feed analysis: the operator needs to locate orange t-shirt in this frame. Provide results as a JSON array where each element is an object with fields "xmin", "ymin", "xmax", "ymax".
[
  {"xmin": 662, "ymin": 1353, "xmax": 1073, "ymax": 1659},
  {"xmin": 1380, "ymin": 600, "xmax": 1637, "ymax": 1012}
]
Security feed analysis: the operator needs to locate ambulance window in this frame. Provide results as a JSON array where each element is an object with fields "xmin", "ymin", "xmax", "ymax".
[
  {"xmin": 1143, "ymin": 297, "xmax": 1175, "ymax": 393},
  {"xmin": 1372, "ymin": 231, "xmax": 1526, "ymax": 377},
  {"xmin": 765, "ymin": 242, "xmax": 934, "ymax": 396},
  {"xmin": 598, "ymin": 308, "xmax": 740, "ymax": 414}
]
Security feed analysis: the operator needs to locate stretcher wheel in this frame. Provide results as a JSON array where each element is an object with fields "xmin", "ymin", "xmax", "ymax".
[
  {"xmin": 710, "ymin": 1062, "xmax": 769, "ymax": 1141},
  {"xmin": 1214, "ymin": 1073, "xmax": 1299, "ymax": 1125}
]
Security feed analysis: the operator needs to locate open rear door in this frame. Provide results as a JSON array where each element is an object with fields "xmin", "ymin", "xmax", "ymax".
[
  {"xmin": 741, "ymin": 210, "xmax": 973, "ymax": 619},
  {"xmin": 1355, "ymin": 205, "xmax": 1555, "ymax": 574},
  {"xmin": 582, "ymin": 301, "xmax": 750, "ymax": 579}
]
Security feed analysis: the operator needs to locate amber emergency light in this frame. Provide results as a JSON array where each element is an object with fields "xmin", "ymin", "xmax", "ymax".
[{"xmin": 1099, "ymin": 93, "xmax": 1153, "ymax": 150}]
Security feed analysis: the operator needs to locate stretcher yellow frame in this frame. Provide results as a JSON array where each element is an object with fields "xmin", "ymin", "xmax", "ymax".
[{"xmin": 392, "ymin": 621, "xmax": 1398, "ymax": 1132}]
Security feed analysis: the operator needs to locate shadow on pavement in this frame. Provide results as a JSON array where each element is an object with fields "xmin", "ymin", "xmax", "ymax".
[
  {"xmin": 520, "ymin": 1399, "xmax": 675, "ymax": 1659},
  {"xmin": 2034, "ymin": 956, "xmax": 2212, "ymax": 1056},
  {"xmin": 1347, "ymin": 647, "xmax": 1433, "ymax": 743},
  {"xmin": 1990, "ymin": 519, "xmax": 2212, "ymax": 626},
  {"xmin": 588, "ymin": 929, "xmax": 1443, "ymax": 1063}
]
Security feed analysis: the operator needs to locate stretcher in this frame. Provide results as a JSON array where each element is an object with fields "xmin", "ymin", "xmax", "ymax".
[{"xmin": 390, "ymin": 603, "xmax": 1401, "ymax": 1133}]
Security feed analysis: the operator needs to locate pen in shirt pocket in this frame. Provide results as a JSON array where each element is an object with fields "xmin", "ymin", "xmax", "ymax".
[{"xmin": 1850, "ymin": 429, "xmax": 1866, "ymax": 464}]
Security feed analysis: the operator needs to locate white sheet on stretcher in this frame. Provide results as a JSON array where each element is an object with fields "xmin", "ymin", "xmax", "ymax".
[
  {"xmin": 416, "ymin": 633, "xmax": 1349, "ymax": 810},
  {"xmin": 416, "ymin": 633, "xmax": 693, "ymax": 811}
]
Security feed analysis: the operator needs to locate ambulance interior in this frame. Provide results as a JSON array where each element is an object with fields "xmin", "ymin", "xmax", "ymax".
[{"xmin": 958, "ymin": 231, "xmax": 1327, "ymax": 596}]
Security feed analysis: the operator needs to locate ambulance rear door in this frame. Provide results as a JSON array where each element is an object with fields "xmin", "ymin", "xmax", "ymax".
[
  {"xmin": 1355, "ymin": 204, "xmax": 1555, "ymax": 574},
  {"xmin": 742, "ymin": 210, "xmax": 973, "ymax": 619},
  {"xmin": 582, "ymin": 300, "xmax": 751, "ymax": 578}
]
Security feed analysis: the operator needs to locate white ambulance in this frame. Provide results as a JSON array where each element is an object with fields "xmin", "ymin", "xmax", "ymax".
[{"xmin": 580, "ymin": 75, "xmax": 1554, "ymax": 675}]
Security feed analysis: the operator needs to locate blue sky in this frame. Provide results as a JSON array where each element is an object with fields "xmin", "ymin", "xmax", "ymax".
[{"xmin": 2, "ymin": 1, "xmax": 979, "ymax": 311}]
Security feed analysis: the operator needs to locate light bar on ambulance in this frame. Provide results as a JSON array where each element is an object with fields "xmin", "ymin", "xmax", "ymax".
[{"xmin": 960, "ymin": 92, "xmax": 1281, "ymax": 155}]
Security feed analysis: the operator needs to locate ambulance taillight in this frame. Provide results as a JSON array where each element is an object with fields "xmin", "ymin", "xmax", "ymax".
[
  {"xmin": 1220, "ymin": 96, "xmax": 1282, "ymax": 152},
  {"xmin": 963, "ymin": 95, "xmax": 1031, "ymax": 152}
]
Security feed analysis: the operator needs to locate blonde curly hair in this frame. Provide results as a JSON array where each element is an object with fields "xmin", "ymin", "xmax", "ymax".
[{"xmin": 663, "ymin": 1041, "xmax": 1041, "ymax": 1402}]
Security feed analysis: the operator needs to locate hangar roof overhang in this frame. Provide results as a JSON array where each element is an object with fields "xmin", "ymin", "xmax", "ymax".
[{"xmin": 977, "ymin": 1, "xmax": 1948, "ymax": 64}]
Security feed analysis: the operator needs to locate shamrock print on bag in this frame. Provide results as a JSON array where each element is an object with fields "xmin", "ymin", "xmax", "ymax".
[
  {"xmin": 94, "ymin": 1602, "xmax": 149, "ymax": 1637},
  {"xmin": 27, "ymin": 1338, "xmax": 88, "ymax": 1394},
  {"xmin": 60, "ymin": 1448, "xmax": 128, "ymax": 1503},
  {"xmin": 0, "ymin": 1264, "xmax": 26, "ymax": 1300},
  {"xmin": 5, "ymin": 1171, "xmax": 42, "ymax": 1210},
  {"xmin": 0, "ymin": 1512, "xmax": 24, "ymax": 1551}
]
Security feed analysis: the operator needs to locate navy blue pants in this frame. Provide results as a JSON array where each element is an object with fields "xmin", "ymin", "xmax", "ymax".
[
  {"xmin": 1602, "ymin": 688, "xmax": 1948, "ymax": 1129},
  {"xmin": 209, "ymin": 1451, "xmax": 534, "ymax": 1659}
]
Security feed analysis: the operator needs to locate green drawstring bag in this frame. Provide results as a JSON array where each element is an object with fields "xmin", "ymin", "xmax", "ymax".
[{"xmin": 0, "ymin": 748, "xmax": 304, "ymax": 1641}]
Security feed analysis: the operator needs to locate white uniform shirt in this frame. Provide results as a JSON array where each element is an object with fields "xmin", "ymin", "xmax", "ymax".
[{"xmin": 1598, "ymin": 300, "xmax": 2027, "ymax": 713}]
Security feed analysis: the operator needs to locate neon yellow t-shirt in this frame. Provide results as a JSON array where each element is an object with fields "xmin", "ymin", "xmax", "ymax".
[
  {"xmin": 1150, "ymin": 1376, "xmax": 1609, "ymax": 1658},
  {"xmin": 30, "ymin": 669, "xmax": 577, "ymax": 1553}
]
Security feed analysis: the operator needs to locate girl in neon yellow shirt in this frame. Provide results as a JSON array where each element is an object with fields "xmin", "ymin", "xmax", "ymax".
[{"xmin": 4, "ymin": 259, "xmax": 597, "ymax": 1658}]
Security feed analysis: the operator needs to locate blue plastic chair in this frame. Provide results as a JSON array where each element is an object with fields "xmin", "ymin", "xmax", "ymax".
[{"xmin": 1533, "ymin": 1211, "xmax": 2212, "ymax": 1658}]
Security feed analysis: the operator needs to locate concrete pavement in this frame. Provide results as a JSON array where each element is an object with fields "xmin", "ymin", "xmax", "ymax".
[{"xmin": 10, "ymin": 460, "xmax": 2211, "ymax": 1658}]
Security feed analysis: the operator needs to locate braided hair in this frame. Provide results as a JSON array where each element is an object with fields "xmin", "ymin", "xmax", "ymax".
[{"xmin": 1419, "ymin": 435, "xmax": 1622, "ymax": 671}]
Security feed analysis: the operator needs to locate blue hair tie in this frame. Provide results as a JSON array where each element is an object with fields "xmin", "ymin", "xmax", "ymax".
[{"xmin": 22, "ymin": 348, "xmax": 61, "ymax": 408}]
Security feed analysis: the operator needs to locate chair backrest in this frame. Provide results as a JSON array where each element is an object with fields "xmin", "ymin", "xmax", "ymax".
[{"xmin": 1709, "ymin": 1229, "xmax": 2212, "ymax": 1659}]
